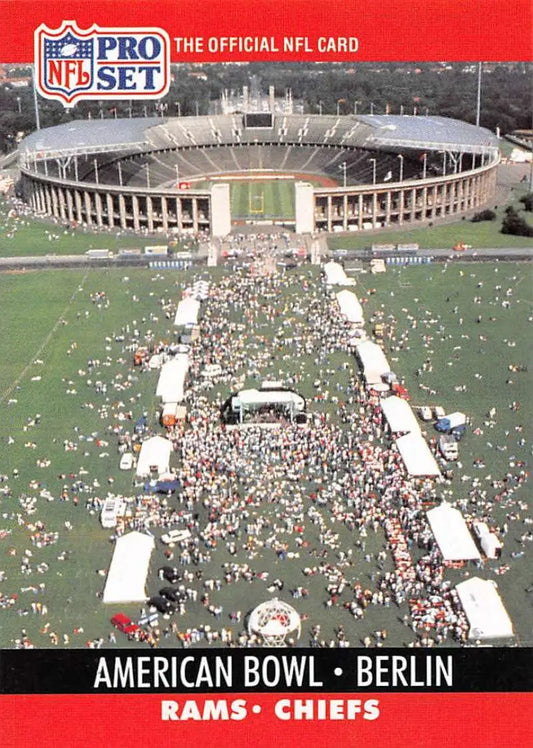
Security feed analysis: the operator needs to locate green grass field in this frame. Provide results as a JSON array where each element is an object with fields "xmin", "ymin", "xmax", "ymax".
[
  {"xmin": 230, "ymin": 179, "xmax": 296, "ymax": 220},
  {"xmin": 0, "ymin": 262, "xmax": 531, "ymax": 649},
  {"xmin": 0, "ymin": 198, "xmax": 198, "ymax": 258}
]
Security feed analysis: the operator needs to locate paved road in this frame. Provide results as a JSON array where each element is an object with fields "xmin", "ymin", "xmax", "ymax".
[{"xmin": 0, "ymin": 246, "xmax": 530, "ymax": 272}]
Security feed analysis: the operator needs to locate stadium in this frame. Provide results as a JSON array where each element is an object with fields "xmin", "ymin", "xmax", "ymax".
[{"xmin": 18, "ymin": 104, "xmax": 499, "ymax": 237}]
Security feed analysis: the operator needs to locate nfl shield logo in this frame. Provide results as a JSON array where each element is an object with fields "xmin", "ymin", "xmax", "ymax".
[
  {"xmin": 35, "ymin": 21, "xmax": 94, "ymax": 106},
  {"xmin": 35, "ymin": 20, "xmax": 170, "ymax": 107}
]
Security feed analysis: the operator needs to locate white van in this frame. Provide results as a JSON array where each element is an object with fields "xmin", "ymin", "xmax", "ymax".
[
  {"xmin": 439, "ymin": 435, "xmax": 458, "ymax": 460},
  {"xmin": 100, "ymin": 497, "xmax": 126, "ymax": 528},
  {"xmin": 161, "ymin": 529, "xmax": 192, "ymax": 545}
]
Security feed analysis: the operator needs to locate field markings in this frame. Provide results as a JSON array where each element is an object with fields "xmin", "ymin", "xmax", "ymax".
[{"xmin": 0, "ymin": 272, "xmax": 89, "ymax": 405}]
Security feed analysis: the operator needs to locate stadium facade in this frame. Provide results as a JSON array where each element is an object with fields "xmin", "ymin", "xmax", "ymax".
[{"xmin": 18, "ymin": 112, "xmax": 499, "ymax": 236}]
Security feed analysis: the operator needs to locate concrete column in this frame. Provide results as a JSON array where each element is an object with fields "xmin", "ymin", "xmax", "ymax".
[
  {"xmin": 37, "ymin": 184, "xmax": 45, "ymax": 213},
  {"xmin": 31, "ymin": 184, "xmax": 39, "ymax": 212},
  {"xmin": 385, "ymin": 190, "xmax": 391, "ymax": 226},
  {"xmin": 343, "ymin": 194, "xmax": 348, "ymax": 230},
  {"xmin": 94, "ymin": 192, "xmax": 103, "ymax": 227},
  {"xmin": 84, "ymin": 191, "xmax": 93, "ymax": 226},
  {"xmin": 59, "ymin": 188, "xmax": 68, "ymax": 221},
  {"xmin": 27, "ymin": 183, "xmax": 36, "ymax": 212},
  {"xmin": 106, "ymin": 193, "xmax": 114, "ymax": 228},
  {"xmin": 132, "ymin": 195, "xmax": 140, "ymax": 231},
  {"xmin": 176, "ymin": 197, "xmax": 182, "ymax": 232},
  {"xmin": 66, "ymin": 189, "xmax": 74, "ymax": 223},
  {"xmin": 457, "ymin": 179, "xmax": 464, "ymax": 211},
  {"xmin": 327, "ymin": 195, "xmax": 332, "ymax": 232},
  {"xmin": 146, "ymin": 195, "xmax": 154, "ymax": 232},
  {"xmin": 410, "ymin": 188, "xmax": 417, "ymax": 221},
  {"xmin": 294, "ymin": 182, "xmax": 314, "ymax": 234},
  {"xmin": 398, "ymin": 188, "xmax": 405, "ymax": 225},
  {"xmin": 466, "ymin": 178, "xmax": 473, "ymax": 209},
  {"xmin": 161, "ymin": 196, "xmax": 169, "ymax": 231},
  {"xmin": 28, "ymin": 184, "xmax": 36, "ymax": 212},
  {"xmin": 118, "ymin": 194, "xmax": 127, "ymax": 229},
  {"xmin": 450, "ymin": 181, "xmax": 457, "ymax": 214},
  {"xmin": 74, "ymin": 191, "xmax": 83, "ymax": 223},
  {"xmin": 372, "ymin": 192, "xmax": 378, "ymax": 228},
  {"xmin": 51, "ymin": 186, "xmax": 59, "ymax": 218},
  {"xmin": 357, "ymin": 194, "xmax": 363, "ymax": 230},
  {"xmin": 430, "ymin": 185, "xmax": 437, "ymax": 219},
  {"xmin": 192, "ymin": 198, "xmax": 199, "ymax": 233}
]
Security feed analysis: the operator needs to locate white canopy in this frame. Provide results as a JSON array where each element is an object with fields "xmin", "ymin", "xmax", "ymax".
[
  {"xmin": 323, "ymin": 261, "xmax": 354, "ymax": 286},
  {"xmin": 156, "ymin": 355, "xmax": 189, "ymax": 404},
  {"xmin": 481, "ymin": 533, "xmax": 502, "ymax": 559},
  {"xmin": 396, "ymin": 432, "xmax": 441, "ymax": 477},
  {"xmin": 102, "ymin": 531, "xmax": 154, "ymax": 604},
  {"xmin": 380, "ymin": 396, "xmax": 421, "ymax": 434},
  {"xmin": 456, "ymin": 577, "xmax": 514, "ymax": 640},
  {"xmin": 174, "ymin": 296, "xmax": 200, "ymax": 326},
  {"xmin": 235, "ymin": 389, "xmax": 305, "ymax": 410},
  {"xmin": 336, "ymin": 290, "xmax": 364, "ymax": 324},
  {"xmin": 427, "ymin": 502, "xmax": 480, "ymax": 561},
  {"xmin": 356, "ymin": 340, "xmax": 391, "ymax": 386},
  {"xmin": 136, "ymin": 435, "xmax": 173, "ymax": 478}
]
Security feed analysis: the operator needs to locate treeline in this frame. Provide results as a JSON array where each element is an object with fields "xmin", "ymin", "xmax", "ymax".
[{"xmin": 1, "ymin": 62, "xmax": 531, "ymax": 152}]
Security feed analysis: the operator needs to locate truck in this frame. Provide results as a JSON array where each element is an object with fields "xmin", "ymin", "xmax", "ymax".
[
  {"xmin": 435, "ymin": 411, "xmax": 466, "ymax": 433},
  {"xmin": 439, "ymin": 434, "xmax": 458, "ymax": 460}
]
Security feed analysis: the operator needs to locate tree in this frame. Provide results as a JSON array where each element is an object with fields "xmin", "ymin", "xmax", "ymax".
[
  {"xmin": 519, "ymin": 193, "xmax": 533, "ymax": 212},
  {"xmin": 501, "ymin": 206, "xmax": 533, "ymax": 236},
  {"xmin": 471, "ymin": 209, "xmax": 496, "ymax": 222}
]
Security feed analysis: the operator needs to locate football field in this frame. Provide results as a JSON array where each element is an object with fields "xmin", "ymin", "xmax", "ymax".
[{"xmin": 230, "ymin": 179, "xmax": 295, "ymax": 220}]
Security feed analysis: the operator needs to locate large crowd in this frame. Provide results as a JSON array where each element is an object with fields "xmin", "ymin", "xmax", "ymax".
[{"xmin": 1, "ymin": 237, "xmax": 530, "ymax": 649}]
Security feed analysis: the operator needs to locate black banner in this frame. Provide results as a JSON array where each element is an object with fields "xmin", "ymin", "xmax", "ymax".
[{"xmin": 1, "ymin": 648, "xmax": 532, "ymax": 694}]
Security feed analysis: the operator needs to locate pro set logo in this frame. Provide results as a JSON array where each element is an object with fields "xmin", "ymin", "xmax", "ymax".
[{"xmin": 34, "ymin": 20, "xmax": 170, "ymax": 107}]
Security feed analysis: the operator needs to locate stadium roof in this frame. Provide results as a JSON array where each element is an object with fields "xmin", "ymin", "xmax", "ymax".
[
  {"xmin": 19, "ymin": 113, "xmax": 499, "ymax": 161},
  {"xmin": 20, "ymin": 117, "xmax": 159, "ymax": 159},
  {"xmin": 358, "ymin": 115, "xmax": 498, "ymax": 152}
]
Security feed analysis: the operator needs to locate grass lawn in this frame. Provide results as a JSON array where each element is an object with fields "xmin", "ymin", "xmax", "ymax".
[
  {"xmin": 0, "ymin": 262, "xmax": 531, "ymax": 649},
  {"xmin": 0, "ymin": 197, "xmax": 198, "ymax": 258},
  {"xmin": 229, "ymin": 179, "xmax": 295, "ymax": 220}
]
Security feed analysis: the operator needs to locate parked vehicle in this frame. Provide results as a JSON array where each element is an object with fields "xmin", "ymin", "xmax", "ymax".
[
  {"xmin": 439, "ymin": 435, "xmax": 458, "ymax": 460},
  {"xmin": 119, "ymin": 453, "xmax": 134, "ymax": 470},
  {"xmin": 161, "ymin": 529, "xmax": 191, "ymax": 545},
  {"xmin": 158, "ymin": 566, "xmax": 181, "ymax": 584},
  {"xmin": 148, "ymin": 596, "xmax": 175, "ymax": 615},
  {"xmin": 451, "ymin": 424, "xmax": 467, "ymax": 441},
  {"xmin": 435, "ymin": 412, "xmax": 466, "ymax": 432},
  {"xmin": 160, "ymin": 587, "xmax": 180, "ymax": 603},
  {"xmin": 111, "ymin": 613, "xmax": 141, "ymax": 639}
]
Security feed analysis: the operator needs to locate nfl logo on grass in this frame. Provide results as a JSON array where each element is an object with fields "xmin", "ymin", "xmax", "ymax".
[{"xmin": 34, "ymin": 20, "xmax": 170, "ymax": 107}]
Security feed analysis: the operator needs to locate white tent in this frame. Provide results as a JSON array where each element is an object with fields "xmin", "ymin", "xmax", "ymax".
[
  {"xmin": 356, "ymin": 340, "xmax": 391, "ymax": 386},
  {"xmin": 481, "ymin": 533, "xmax": 503, "ymax": 559},
  {"xmin": 336, "ymin": 290, "xmax": 364, "ymax": 324},
  {"xmin": 102, "ymin": 531, "xmax": 154, "ymax": 604},
  {"xmin": 135, "ymin": 435, "xmax": 173, "ymax": 478},
  {"xmin": 156, "ymin": 355, "xmax": 189, "ymax": 404},
  {"xmin": 427, "ymin": 502, "xmax": 480, "ymax": 561},
  {"xmin": 456, "ymin": 577, "xmax": 514, "ymax": 640},
  {"xmin": 396, "ymin": 432, "xmax": 441, "ymax": 477},
  {"xmin": 323, "ymin": 261, "xmax": 354, "ymax": 286},
  {"xmin": 380, "ymin": 396, "xmax": 421, "ymax": 434},
  {"xmin": 174, "ymin": 296, "xmax": 201, "ymax": 327}
]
